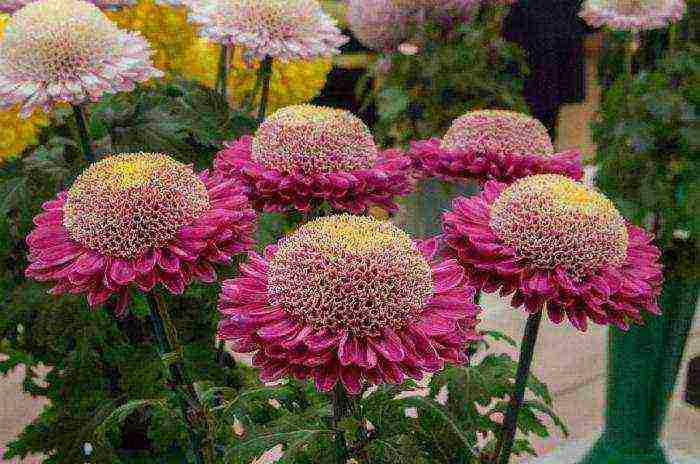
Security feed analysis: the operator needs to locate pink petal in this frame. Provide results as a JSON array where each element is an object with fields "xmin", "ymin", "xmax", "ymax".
[
  {"xmin": 109, "ymin": 258, "xmax": 136, "ymax": 285},
  {"xmin": 368, "ymin": 328, "xmax": 405, "ymax": 362},
  {"xmin": 431, "ymin": 259, "xmax": 464, "ymax": 292},
  {"xmin": 340, "ymin": 366, "xmax": 363, "ymax": 394}
]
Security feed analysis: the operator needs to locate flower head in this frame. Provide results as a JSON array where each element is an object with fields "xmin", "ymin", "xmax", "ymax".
[
  {"xmin": 26, "ymin": 152, "xmax": 256, "ymax": 316},
  {"xmin": 187, "ymin": 0, "xmax": 347, "ymax": 61},
  {"xmin": 214, "ymin": 105, "xmax": 413, "ymax": 214},
  {"xmin": 347, "ymin": 0, "xmax": 478, "ymax": 52},
  {"xmin": 219, "ymin": 215, "xmax": 480, "ymax": 393},
  {"xmin": 0, "ymin": 0, "xmax": 162, "ymax": 117},
  {"xmin": 410, "ymin": 110, "xmax": 583, "ymax": 184},
  {"xmin": 252, "ymin": 105, "xmax": 378, "ymax": 175},
  {"xmin": 0, "ymin": 0, "xmax": 135, "ymax": 13},
  {"xmin": 0, "ymin": 14, "xmax": 49, "ymax": 161},
  {"xmin": 442, "ymin": 110, "xmax": 553, "ymax": 156},
  {"xmin": 443, "ymin": 175, "xmax": 663, "ymax": 331},
  {"xmin": 579, "ymin": 0, "xmax": 686, "ymax": 30}
]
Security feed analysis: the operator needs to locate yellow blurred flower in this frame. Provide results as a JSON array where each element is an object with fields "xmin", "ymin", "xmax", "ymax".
[
  {"xmin": 178, "ymin": 39, "xmax": 332, "ymax": 113},
  {"xmin": 105, "ymin": 0, "xmax": 198, "ymax": 74},
  {"xmin": 0, "ymin": 13, "xmax": 49, "ymax": 163}
]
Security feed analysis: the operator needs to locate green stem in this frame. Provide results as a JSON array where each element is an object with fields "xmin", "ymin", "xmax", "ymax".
[
  {"xmin": 332, "ymin": 384, "xmax": 349, "ymax": 464},
  {"xmin": 216, "ymin": 44, "xmax": 231, "ymax": 102},
  {"xmin": 147, "ymin": 293, "xmax": 209, "ymax": 464},
  {"xmin": 668, "ymin": 24, "xmax": 678, "ymax": 56},
  {"xmin": 257, "ymin": 56, "xmax": 273, "ymax": 123},
  {"xmin": 72, "ymin": 104, "xmax": 94, "ymax": 163},
  {"xmin": 496, "ymin": 310, "xmax": 543, "ymax": 464}
]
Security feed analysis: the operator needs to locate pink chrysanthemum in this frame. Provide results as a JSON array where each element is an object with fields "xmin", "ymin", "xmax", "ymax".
[
  {"xmin": 347, "ymin": 0, "xmax": 478, "ymax": 52},
  {"xmin": 579, "ymin": 0, "xmax": 685, "ymax": 31},
  {"xmin": 218, "ymin": 215, "xmax": 481, "ymax": 394},
  {"xmin": 409, "ymin": 110, "xmax": 583, "ymax": 184},
  {"xmin": 25, "ymin": 153, "xmax": 257, "ymax": 316},
  {"xmin": 0, "ymin": 0, "xmax": 135, "ymax": 13},
  {"xmin": 214, "ymin": 105, "xmax": 413, "ymax": 214},
  {"xmin": 187, "ymin": 0, "xmax": 347, "ymax": 62},
  {"xmin": 0, "ymin": 0, "xmax": 162, "ymax": 118},
  {"xmin": 442, "ymin": 174, "xmax": 663, "ymax": 331}
]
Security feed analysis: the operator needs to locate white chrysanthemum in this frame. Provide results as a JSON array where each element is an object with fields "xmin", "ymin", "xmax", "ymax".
[
  {"xmin": 187, "ymin": 0, "xmax": 348, "ymax": 61},
  {"xmin": 0, "ymin": 0, "xmax": 135, "ymax": 13},
  {"xmin": 579, "ymin": 0, "xmax": 686, "ymax": 30},
  {"xmin": 0, "ymin": 0, "xmax": 162, "ymax": 117}
]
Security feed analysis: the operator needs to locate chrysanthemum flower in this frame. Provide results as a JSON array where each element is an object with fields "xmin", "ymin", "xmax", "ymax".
[
  {"xmin": 442, "ymin": 174, "xmax": 663, "ymax": 331},
  {"xmin": 0, "ymin": 0, "xmax": 135, "ymax": 13},
  {"xmin": 214, "ymin": 105, "xmax": 413, "ymax": 214},
  {"xmin": 25, "ymin": 153, "xmax": 256, "ymax": 316},
  {"xmin": 178, "ymin": 39, "xmax": 332, "ymax": 113},
  {"xmin": 579, "ymin": 0, "xmax": 686, "ymax": 31},
  {"xmin": 218, "ymin": 215, "xmax": 480, "ymax": 394},
  {"xmin": 186, "ymin": 0, "xmax": 347, "ymax": 62},
  {"xmin": 105, "ymin": 0, "xmax": 198, "ymax": 74},
  {"xmin": 409, "ymin": 110, "xmax": 583, "ymax": 184},
  {"xmin": 0, "ymin": 14, "xmax": 49, "ymax": 161},
  {"xmin": 0, "ymin": 0, "xmax": 162, "ymax": 118},
  {"xmin": 347, "ymin": 0, "xmax": 478, "ymax": 52}
]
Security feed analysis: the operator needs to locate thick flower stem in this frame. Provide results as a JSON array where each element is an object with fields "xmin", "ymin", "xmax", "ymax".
[
  {"xmin": 496, "ymin": 309, "xmax": 543, "ymax": 464},
  {"xmin": 332, "ymin": 384, "xmax": 349, "ymax": 464},
  {"xmin": 257, "ymin": 56, "xmax": 274, "ymax": 123},
  {"xmin": 146, "ymin": 293, "xmax": 209, "ymax": 464},
  {"xmin": 216, "ymin": 44, "xmax": 231, "ymax": 102},
  {"xmin": 72, "ymin": 104, "xmax": 94, "ymax": 163}
]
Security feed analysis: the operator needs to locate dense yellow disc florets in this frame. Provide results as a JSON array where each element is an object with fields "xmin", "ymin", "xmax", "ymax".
[
  {"xmin": 252, "ymin": 105, "xmax": 378, "ymax": 175},
  {"xmin": 490, "ymin": 174, "xmax": 629, "ymax": 276},
  {"xmin": 268, "ymin": 215, "xmax": 434, "ymax": 336},
  {"xmin": 63, "ymin": 153, "xmax": 209, "ymax": 258}
]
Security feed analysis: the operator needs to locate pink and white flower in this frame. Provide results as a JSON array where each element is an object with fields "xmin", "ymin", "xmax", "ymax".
[
  {"xmin": 214, "ymin": 105, "xmax": 413, "ymax": 214},
  {"xmin": 0, "ymin": 0, "xmax": 162, "ymax": 117},
  {"xmin": 409, "ymin": 110, "xmax": 583, "ymax": 184},
  {"xmin": 218, "ymin": 215, "xmax": 481, "ymax": 394},
  {"xmin": 25, "ymin": 153, "xmax": 256, "ymax": 316},
  {"xmin": 580, "ymin": 0, "xmax": 686, "ymax": 31},
  {"xmin": 442, "ymin": 174, "xmax": 663, "ymax": 331}
]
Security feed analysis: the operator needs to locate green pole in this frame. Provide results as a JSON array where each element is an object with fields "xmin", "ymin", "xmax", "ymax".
[
  {"xmin": 72, "ymin": 104, "xmax": 94, "ymax": 163},
  {"xmin": 579, "ymin": 278, "xmax": 699, "ymax": 464}
]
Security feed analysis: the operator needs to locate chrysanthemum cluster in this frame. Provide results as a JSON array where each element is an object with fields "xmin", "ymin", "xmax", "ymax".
[
  {"xmin": 215, "ymin": 105, "xmax": 413, "ymax": 214},
  {"xmin": 187, "ymin": 0, "xmax": 347, "ymax": 61},
  {"xmin": 410, "ymin": 110, "xmax": 583, "ymax": 184},
  {"xmin": 252, "ymin": 105, "xmax": 378, "ymax": 175},
  {"xmin": 26, "ymin": 152, "xmax": 256, "ymax": 315},
  {"xmin": 443, "ymin": 174, "xmax": 663, "ymax": 331},
  {"xmin": 106, "ymin": 0, "xmax": 199, "ymax": 74},
  {"xmin": 579, "ymin": 0, "xmax": 686, "ymax": 30},
  {"xmin": 0, "ymin": 0, "xmax": 162, "ymax": 117},
  {"xmin": 347, "ymin": 0, "xmax": 478, "ymax": 52},
  {"xmin": 0, "ymin": 0, "xmax": 135, "ymax": 13},
  {"xmin": 182, "ymin": 40, "xmax": 332, "ymax": 112},
  {"xmin": 219, "ymin": 215, "xmax": 481, "ymax": 393}
]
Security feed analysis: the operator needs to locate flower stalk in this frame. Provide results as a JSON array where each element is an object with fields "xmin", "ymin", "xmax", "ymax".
[
  {"xmin": 72, "ymin": 105, "xmax": 94, "ymax": 163},
  {"xmin": 257, "ymin": 55, "xmax": 274, "ymax": 123},
  {"xmin": 496, "ymin": 309, "xmax": 543, "ymax": 464},
  {"xmin": 332, "ymin": 384, "xmax": 349, "ymax": 464},
  {"xmin": 147, "ymin": 292, "xmax": 210, "ymax": 464},
  {"xmin": 216, "ymin": 44, "xmax": 231, "ymax": 102}
]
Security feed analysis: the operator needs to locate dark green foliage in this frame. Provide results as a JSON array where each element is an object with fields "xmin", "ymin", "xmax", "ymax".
[
  {"xmin": 593, "ymin": 45, "xmax": 699, "ymax": 279},
  {"xmin": 218, "ymin": 333, "xmax": 566, "ymax": 464},
  {"xmin": 358, "ymin": 16, "xmax": 528, "ymax": 146}
]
